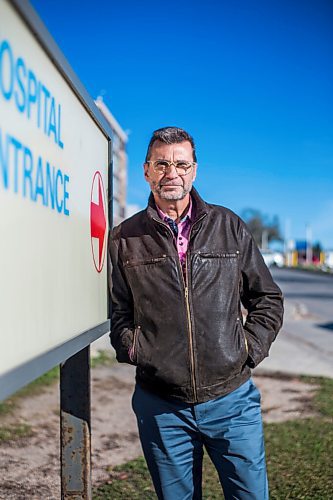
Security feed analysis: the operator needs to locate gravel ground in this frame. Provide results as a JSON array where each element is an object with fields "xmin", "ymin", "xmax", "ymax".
[{"xmin": 0, "ymin": 363, "xmax": 318, "ymax": 499}]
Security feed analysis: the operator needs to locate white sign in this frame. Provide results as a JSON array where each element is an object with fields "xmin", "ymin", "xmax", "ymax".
[{"xmin": 0, "ymin": 0, "xmax": 109, "ymax": 382}]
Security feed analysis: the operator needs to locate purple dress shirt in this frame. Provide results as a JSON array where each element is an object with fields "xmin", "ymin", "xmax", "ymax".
[{"xmin": 156, "ymin": 197, "xmax": 193, "ymax": 267}]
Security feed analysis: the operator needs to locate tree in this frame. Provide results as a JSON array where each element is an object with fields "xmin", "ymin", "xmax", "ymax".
[{"xmin": 241, "ymin": 209, "xmax": 282, "ymax": 248}]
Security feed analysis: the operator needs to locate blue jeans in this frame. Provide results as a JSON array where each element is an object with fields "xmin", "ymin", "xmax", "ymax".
[{"xmin": 132, "ymin": 379, "xmax": 268, "ymax": 500}]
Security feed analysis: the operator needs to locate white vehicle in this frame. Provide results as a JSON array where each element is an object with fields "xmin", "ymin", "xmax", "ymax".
[
  {"xmin": 260, "ymin": 249, "xmax": 284, "ymax": 268},
  {"xmin": 324, "ymin": 251, "xmax": 333, "ymax": 269}
]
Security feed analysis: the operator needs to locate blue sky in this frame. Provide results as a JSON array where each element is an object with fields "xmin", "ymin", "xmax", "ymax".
[{"xmin": 30, "ymin": 0, "xmax": 333, "ymax": 249}]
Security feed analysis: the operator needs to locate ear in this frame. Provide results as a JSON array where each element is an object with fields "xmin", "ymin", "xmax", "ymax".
[
  {"xmin": 144, "ymin": 162, "xmax": 150, "ymax": 181},
  {"xmin": 192, "ymin": 163, "xmax": 197, "ymax": 182}
]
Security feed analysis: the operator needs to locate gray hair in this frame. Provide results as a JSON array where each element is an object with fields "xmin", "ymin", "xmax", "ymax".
[{"xmin": 145, "ymin": 127, "xmax": 197, "ymax": 162}]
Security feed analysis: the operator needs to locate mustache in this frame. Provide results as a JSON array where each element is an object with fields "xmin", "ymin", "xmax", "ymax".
[{"xmin": 159, "ymin": 181, "xmax": 183, "ymax": 187}]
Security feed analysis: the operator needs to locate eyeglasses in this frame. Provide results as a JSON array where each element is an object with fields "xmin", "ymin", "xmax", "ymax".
[{"xmin": 146, "ymin": 160, "xmax": 196, "ymax": 176}]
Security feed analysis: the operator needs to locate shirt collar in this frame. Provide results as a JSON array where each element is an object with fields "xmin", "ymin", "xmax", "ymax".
[{"xmin": 156, "ymin": 196, "xmax": 193, "ymax": 224}]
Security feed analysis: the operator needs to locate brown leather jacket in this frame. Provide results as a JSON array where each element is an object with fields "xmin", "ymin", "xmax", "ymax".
[{"xmin": 109, "ymin": 188, "xmax": 283, "ymax": 403}]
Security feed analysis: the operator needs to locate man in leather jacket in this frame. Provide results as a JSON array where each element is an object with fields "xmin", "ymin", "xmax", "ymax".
[{"xmin": 109, "ymin": 126, "xmax": 283, "ymax": 499}]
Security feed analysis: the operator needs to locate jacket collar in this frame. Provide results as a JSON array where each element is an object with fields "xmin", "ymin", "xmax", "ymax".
[{"xmin": 146, "ymin": 187, "xmax": 209, "ymax": 223}]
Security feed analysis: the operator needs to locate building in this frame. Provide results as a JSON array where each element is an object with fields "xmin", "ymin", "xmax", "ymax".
[{"xmin": 95, "ymin": 97, "xmax": 128, "ymax": 226}]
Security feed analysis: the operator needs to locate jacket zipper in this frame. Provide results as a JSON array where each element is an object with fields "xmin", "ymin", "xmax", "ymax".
[
  {"xmin": 184, "ymin": 260, "xmax": 197, "ymax": 401},
  {"xmin": 185, "ymin": 214, "xmax": 206, "ymax": 401},
  {"xmin": 153, "ymin": 213, "xmax": 207, "ymax": 403}
]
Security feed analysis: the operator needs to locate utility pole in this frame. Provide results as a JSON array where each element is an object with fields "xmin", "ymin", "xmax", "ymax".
[
  {"xmin": 284, "ymin": 218, "xmax": 291, "ymax": 265},
  {"xmin": 306, "ymin": 225, "xmax": 313, "ymax": 265},
  {"xmin": 261, "ymin": 229, "xmax": 268, "ymax": 250}
]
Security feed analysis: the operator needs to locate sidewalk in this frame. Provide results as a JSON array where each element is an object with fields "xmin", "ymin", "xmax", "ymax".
[{"xmin": 257, "ymin": 300, "xmax": 333, "ymax": 378}]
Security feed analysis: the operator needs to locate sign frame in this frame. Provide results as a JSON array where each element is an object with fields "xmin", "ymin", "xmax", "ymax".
[{"xmin": 0, "ymin": 0, "xmax": 113, "ymax": 402}]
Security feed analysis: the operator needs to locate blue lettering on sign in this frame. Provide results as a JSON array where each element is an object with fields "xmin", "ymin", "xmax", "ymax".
[
  {"xmin": 45, "ymin": 162, "xmax": 55, "ymax": 209},
  {"xmin": 0, "ymin": 38, "xmax": 64, "ymax": 150},
  {"xmin": 63, "ymin": 174, "xmax": 69, "ymax": 215},
  {"xmin": 15, "ymin": 57, "xmax": 26, "ymax": 112},
  {"xmin": 0, "ymin": 128, "xmax": 70, "ymax": 216},
  {"xmin": 0, "ymin": 127, "xmax": 9, "ymax": 188},
  {"xmin": 40, "ymin": 83, "xmax": 50, "ymax": 133},
  {"xmin": 10, "ymin": 136, "xmax": 22, "ymax": 193},
  {"xmin": 48, "ymin": 97, "xmax": 57, "ymax": 142},
  {"xmin": 27, "ymin": 69, "xmax": 37, "ymax": 119},
  {"xmin": 55, "ymin": 168, "xmax": 63, "ymax": 213},
  {"xmin": 23, "ymin": 145, "xmax": 33, "ymax": 198},
  {"xmin": 0, "ymin": 40, "xmax": 14, "ymax": 100},
  {"xmin": 35, "ymin": 156, "xmax": 45, "ymax": 204}
]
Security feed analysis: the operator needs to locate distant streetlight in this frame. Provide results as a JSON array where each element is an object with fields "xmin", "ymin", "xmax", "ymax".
[{"xmin": 284, "ymin": 218, "xmax": 291, "ymax": 255}]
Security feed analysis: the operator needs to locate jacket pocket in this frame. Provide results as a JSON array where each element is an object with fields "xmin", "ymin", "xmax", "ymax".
[
  {"xmin": 236, "ymin": 317, "xmax": 249, "ymax": 364},
  {"xmin": 244, "ymin": 333, "xmax": 249, "ymax": 354},
  {"xmin": 192, "ymin": 251, "xmax": 240, "ymax": 298},
  {"xmin": 238, "ymin": 317, "xmax": 249, "ymax": 354},
  {"xmin": 123, "ymin": 256, "xmax": 167, "ymax": 268},
  {"xmin": 237, "ymin": 318, "xmax": 256, "ymax": 370},
  {"xmin": 129, "ymin": 326, "xmax": 141, "ymax": 364},
  {"xmin": 198, "ymin": 251, "xmax": 240, "ymax": 259}
]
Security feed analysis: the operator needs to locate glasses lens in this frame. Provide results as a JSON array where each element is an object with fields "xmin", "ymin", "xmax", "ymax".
[
  {"xmin": 175, "ymin": 161, "xmax": 192, "ymax": 175},
  {"xmin": 154, "ymin": 160, "xmax": 169, "ymax": 173}
]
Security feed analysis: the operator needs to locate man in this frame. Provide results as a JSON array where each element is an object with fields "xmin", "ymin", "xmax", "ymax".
[{"xmin": 109, "ymin": 126, "xmax": 283, "ymax": 499}]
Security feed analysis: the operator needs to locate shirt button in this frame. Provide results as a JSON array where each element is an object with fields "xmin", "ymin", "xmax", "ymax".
[{"xmin": 179, "ymin": 242, "xmax": 183, "ymax": 246}]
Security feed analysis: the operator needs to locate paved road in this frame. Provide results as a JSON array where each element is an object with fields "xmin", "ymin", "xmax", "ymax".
[
  {"xmin": 258, "ymin": 267, "xmax": 333, "ymax": 378},
  {"xmin": 272, "ymin": 267, "xmax": 333, "ymax": 321}
]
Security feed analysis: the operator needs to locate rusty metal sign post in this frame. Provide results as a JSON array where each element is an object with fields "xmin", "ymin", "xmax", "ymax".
[{"xmin": 60, "ymin": 347, "xmax": 92, "ymax": 499}]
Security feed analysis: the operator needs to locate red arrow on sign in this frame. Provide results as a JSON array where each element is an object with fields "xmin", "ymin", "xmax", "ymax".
[{"xmin": 90, "ymin": 172, "xmax": 106, "ymax": 272}]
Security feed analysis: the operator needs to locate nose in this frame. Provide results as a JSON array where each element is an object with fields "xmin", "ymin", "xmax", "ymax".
[{"xmin": 164, "ymin": 162, "xmax": 179, "ymax": 179}]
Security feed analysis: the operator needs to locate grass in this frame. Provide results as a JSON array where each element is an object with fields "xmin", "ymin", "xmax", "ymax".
[
  {"xmin": 0, "ymin": 423, "xmax": 34, "ymax": 443},
  {"xmin": 0, "ymin": 365, "xmax": 60, "ymax": 442},
  {"xmin": 91, "ymin": 350, "xmax": 116, "ymax": 368},
  {"xmin": 266, "ymin": 419, "xmax": 332, "ymax": 499},
  {"xmin": 0, "ymin": 350, "xmax": 115, "ymax": 417},
  {"xmin": 0, "ymin": 365, "xmax": 60, "ymax": 417},
  {"xmin": 301, "ymin": 375, "xmax": 333, "ymax": 418},
  {"xmin": 0, "ymin": 350, "xmax": 115, "ymax": 442},
  {"xmin": 93, "ymin": 376, "xmax": 333, "ymax": 500},
  {"xmin": 94, "ymin": 458, "xmax": 156, "ymax": 500}
]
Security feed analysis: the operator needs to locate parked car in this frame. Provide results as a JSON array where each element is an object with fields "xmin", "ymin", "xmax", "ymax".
[
  {"xmin": 260, "ymin": 249, "xmax": 284, "ymax": 268},
  {"xmin": 324, "ymin": 251, "xmax": 333, "ymax": 270}
]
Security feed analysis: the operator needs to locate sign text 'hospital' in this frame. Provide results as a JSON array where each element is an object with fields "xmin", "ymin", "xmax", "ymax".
[{"xmin": 0, "ymin": 37, "xmax": 70, "ymax": 215}]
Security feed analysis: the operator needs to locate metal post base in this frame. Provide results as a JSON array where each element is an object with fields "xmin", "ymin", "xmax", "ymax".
[{"xmin": 60, "ymin": 346, "xmax": 91, "ymax": 499}]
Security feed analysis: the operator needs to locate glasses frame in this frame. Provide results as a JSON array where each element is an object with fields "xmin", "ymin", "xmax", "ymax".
[{"xmin": 146, "ymin": 159, "xmax": 196, "ymax": 176}]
